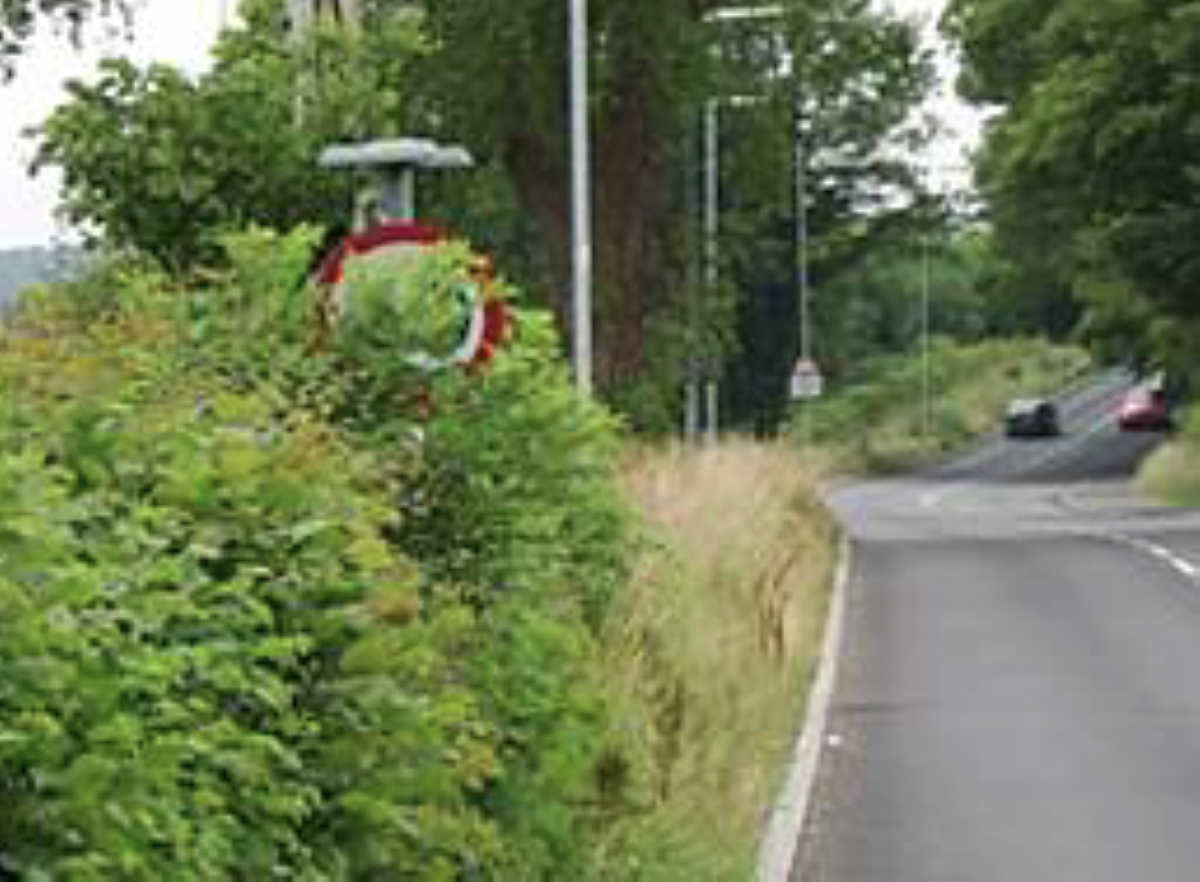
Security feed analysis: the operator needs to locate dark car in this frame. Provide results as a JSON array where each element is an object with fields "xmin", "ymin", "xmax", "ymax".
[
  {"xmin": 1005, "ymin": 397, "xmax": 1061, "ymax": 438},
  {"xmin": 1117, "ymin": 385, "xmax": 1172, "ymax": 431}
]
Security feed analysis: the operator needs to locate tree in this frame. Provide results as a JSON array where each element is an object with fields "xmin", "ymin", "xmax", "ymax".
[
  {"xmin": 715, "ymin": 0, "xmax": 933, "ymax": 431},
  {"xmin": 415, "ymin": 0, "xmax": 697, "ymax": 403},
  {"xmin": 945, "ymin": 0, "xmax": 1200, "ymax": 383}
]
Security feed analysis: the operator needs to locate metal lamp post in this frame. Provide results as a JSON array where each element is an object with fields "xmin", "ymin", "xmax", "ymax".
[
  {"xmin": 690, "ymin": 5, "xmax": 797, "ymax": 444},
  {"xmin": 697, "ymin": 97, "xmax": 721, "ymax": 446},
  {"xmin": 569, "ymin": 0, "xmax": 593, "ymax": 396},
  {"xmin": 692, "ymin": 94, "xmax": 771, "ymax": 446},
  {"xmin": 921, "ymin": 230, "xmax": 931, "ymax": 441}
]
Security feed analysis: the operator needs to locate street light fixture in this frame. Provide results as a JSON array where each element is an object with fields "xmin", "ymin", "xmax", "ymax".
[
  {"xmin": 704, "ymin": 4, "xmax": 786, "ymax": 23},
  {"xmin": 693, "ymin": 5, "xmax": 824, "ymax": 445}
]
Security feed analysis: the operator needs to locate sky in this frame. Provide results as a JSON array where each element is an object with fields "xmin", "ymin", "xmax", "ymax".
[
  {"xmin": 0, "ymin": 1, "xmax": 227, "ymax": 248},
  {"xmin": 883, "ymin": 0, "xmax": 984, "ymax": 189},
  {"xmin": 0, "ymin": 0, "xmax": 977, "ymax": 250}
]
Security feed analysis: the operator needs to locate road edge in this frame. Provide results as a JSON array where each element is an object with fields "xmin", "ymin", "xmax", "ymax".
[{"xmin": 755, "ymin": 531, "xmax": 851, "ymax": 882}]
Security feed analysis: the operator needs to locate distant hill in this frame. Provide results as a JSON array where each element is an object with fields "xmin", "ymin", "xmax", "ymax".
[{"xmin": 0, "ymin": 245, "xmax": 84, "ymax": 311}]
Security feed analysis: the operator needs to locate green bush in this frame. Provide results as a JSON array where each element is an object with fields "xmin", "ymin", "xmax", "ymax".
[{"xmin": 0, "ymin": 229, "xmax": 632, "ymax": 879}]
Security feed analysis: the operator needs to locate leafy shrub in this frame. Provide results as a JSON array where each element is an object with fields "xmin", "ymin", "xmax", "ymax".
[
  {"xmin": 338, "ymin": 242, "xmax": 486, "ymax": 377},
  {"xmin": 0, "ymin": 229, "xmax": 632, "ymax": 879}
]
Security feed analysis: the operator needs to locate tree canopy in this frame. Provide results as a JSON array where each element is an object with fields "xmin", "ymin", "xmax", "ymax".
[{"xmin": 945, "ymin": 0, "xmax": 1200, "ymax": 383}]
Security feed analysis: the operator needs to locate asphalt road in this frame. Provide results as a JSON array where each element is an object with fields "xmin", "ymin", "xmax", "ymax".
[{"xmin": 795, "ymin": 372, "xmax": 1200, "ymax": 881}]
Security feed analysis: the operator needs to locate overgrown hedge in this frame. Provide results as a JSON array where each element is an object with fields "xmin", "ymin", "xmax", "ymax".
[{"xmin": 0, "ymin": 229, "xmax": 631, "ymax": 879}]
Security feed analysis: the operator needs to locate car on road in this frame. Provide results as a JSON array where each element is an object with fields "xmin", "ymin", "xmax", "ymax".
[
  {"xmin": 1117, "ymin": 384, "xmax": 1172, "ymax": 431},
  {"xmin": 1004, "ymin": 397, "xmax": 1061, "ymax": 438}
]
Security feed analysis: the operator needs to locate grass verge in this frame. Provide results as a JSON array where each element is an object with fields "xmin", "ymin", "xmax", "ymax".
[
  {"xmin": 1137, "ymin": 409, "xmax": 1200, "ymax": 505},
  {"xmin": 592, "ymin": 440, "xmax": 837, "ymax": 880}
]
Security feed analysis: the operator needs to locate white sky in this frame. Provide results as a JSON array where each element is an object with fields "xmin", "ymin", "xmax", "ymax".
[
  {"xmin": 881, "ymin": 0, "xmax": 982, "ymax": 189},
  {"xmin": 0, "ymin": 0, "xmax": 976, "ymax": 250}
]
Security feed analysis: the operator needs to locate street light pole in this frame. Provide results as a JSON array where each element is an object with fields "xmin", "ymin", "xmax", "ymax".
[
  {"xmin": 921, "ymin": 231, "xmax": 932, "ymax": 440},
  {"xmin": 695, "ymin": 5, "xmax": 790, "ymax": 442},
  {"xmin": 792, "ymin": 101, "xmax": 818, "ymax": 443},
  {"xmin": 695, "ymin": 94, "xmax": 770, "ymax": 446},
  {"xmin": 794, "ymin": 104, "xmax": 811, "ymax": 368},
  {"xmin": 569, "ymin": 0, "xmax": 593, "ymax": 395},
  {"xmin": 684, "ymin": 101, "xmax": 717, "ymax": 445},
  {"xmin": 702, "ymin": 98, "xmax": 721, "ymax": 446}
]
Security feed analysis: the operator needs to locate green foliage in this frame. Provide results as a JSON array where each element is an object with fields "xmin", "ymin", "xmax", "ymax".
[
  {"xmin": 400, "ymin": 310, "xmax": 630, "ymax": 628},
  {"xmin": 0, "ymin": 318, "xmax": 395, "ymax": 878},
  {"xmin": 711, "ymin": 0, "xmax": 935, "ymax": 433},
  {"xmin": 337, "ymin": 242, "xmax": 485, "ymax": 379},
  {"xmin": 0, "ymin": 227, "xmax": 633, "ymax": 878},
  {"xmin": 725, "ymin": 212, "xmax": 1021, "ymax": 435},
  {"xmin": 35, "ymin": 54, "xmax": 325, "ymax": 269},
  {"xmin": 945, "ymin": 0, "xmax": 1200, "ymax": 386}
]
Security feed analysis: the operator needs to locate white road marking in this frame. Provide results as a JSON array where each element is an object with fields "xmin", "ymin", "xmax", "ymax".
[
  {"xmin": 1100, "ymin": 533, "xmax": 1200, "ymax": 584},
  {"xmin": 918, "ymin": 488, "xmax": 946, "ymax": 510}
]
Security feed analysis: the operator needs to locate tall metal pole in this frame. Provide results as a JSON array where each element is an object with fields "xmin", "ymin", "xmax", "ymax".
[
  {"xmin": 704, "ymin": 99, "xmax": 720, "ymax": 300},
  {"xmin": 683, "ymin": 110, "xmax": 702, "ymax": 443},
  {"xmin": 794, "ymin": 105, "xmax": 811, "ymax": 367},
  {"xmin": 703, "ymin": 99, "xmax": 721, "ymax": 446},
  {"xmin": 921, "ymin": 232, "xmax": 932, "ymax": 440},
  {"xmin": 793, "ymin": 103, "xmax": 814, "ymax": 443},
  {"xmin": 570, "ymin": 0, "xmax": 593, "ymax": 395}
]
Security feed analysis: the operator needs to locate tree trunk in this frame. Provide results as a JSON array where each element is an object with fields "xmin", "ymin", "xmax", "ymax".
[{"xmin": 491, "ymin": 0, "xmax": 697, "ymax": 400}]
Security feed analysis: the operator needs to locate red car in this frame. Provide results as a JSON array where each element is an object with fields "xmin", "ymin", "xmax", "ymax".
[{"xmin": 1117, "ymin": 386, "xmax": 1172, "ymax": 431}]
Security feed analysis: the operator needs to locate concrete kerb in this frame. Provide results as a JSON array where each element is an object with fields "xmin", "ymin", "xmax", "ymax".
[{"xmin": 755, "ymin": 531, "xmax": 851, "ymax": 882}]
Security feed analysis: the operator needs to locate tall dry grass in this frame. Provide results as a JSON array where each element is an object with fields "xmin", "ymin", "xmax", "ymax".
[{"xmin": 592, "ymin": 440, "xmax": 837, "ymax": 879}]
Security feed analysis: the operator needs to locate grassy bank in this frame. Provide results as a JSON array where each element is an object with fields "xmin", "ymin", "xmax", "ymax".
[
  {"xmin": 593, "ymin": 441, "xmax": 837, "ymax": 879},
  {"xmin": 1138, "ymin": 408, "xmax": 1200, "ymax": 505},
  {"xmin": 794, "ymin": 338, "xmax": 1090, "ymax": 473}
]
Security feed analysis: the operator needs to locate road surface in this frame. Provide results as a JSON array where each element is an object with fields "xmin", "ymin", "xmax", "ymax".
[{"xmin": 795, "ymin": 371, "xmax": 1200, "ymax": 881}]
